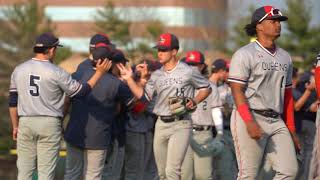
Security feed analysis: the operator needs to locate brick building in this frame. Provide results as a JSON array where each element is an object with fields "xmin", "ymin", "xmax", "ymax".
[{"xmin": 0, "ymin": 0, "xmax": 228, "ymax": 52}]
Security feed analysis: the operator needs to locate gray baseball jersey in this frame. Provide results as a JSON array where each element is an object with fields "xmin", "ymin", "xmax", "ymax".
[
  {"xmin": 144, "ymin": 61, "xmax": 210, "ymax": 116},
  {"xmin": 191, "ymin": 82, "xmax": 222, "ymax": 126},
  {"xmin": 227, "ymin": 41, "xmax": 293, "ymax": 113},
  {"xmin": 9, "ymin": 59, "xmax": 82, "ymax": 117},
  {"xmin": 217, "ymin": 83, "xmax": 233, "ymax": 107}
]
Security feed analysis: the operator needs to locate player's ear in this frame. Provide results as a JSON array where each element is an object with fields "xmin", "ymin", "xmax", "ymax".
[
  {"xmin": 172, "ymin": 49, "xmax": 178, "ymax": 56},
  {"xmin": 48, "ymin": 46, "xmax": 56, "ymax": 54},
  {"xmin": 256, "ymin": 23, "xmax": 263, "ymax": 33}
]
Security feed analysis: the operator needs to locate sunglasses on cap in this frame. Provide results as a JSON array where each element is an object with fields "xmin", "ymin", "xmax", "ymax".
[{"xmin": 259, "ymin": 8, "xmax": 283, "ymax": 23}]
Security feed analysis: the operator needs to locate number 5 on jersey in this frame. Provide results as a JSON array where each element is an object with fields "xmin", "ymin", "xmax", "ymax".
[{"xmin": 30, "ymin": 75, "xmax": 40, "ymax": 96}]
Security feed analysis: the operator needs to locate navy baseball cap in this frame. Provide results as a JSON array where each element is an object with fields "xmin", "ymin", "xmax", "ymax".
[
  {"xmin": 251, "ymin": 6, "xmax": 288, "ymax": 24},
  {"xmin": 153, "ymin": 33, "xmax": 179, "ymax": 51},
  {"xmin": 34, "ymin": 33, "xmax": 63, "ymax": 48},
  {"xmin": 90, "ymin": 33, "xmax": 113, "ymax": 48},
  {"xmin": 184, "ymin": 50, "xmax": 205, "ymax": 65},
  {"xmin": 112, "ymin": 49, "xmax": 129, "ymax": 64},
  {"xmin": 92, "ymin": 46, "xmax": 113, "ymax": 61},
  {"xmin": 134, "ymin": 59, "xmax": 162, "ymax": 73},
  {"xmin": 212, "ymin": 59, "xmax": 228, "ymax": 71}
]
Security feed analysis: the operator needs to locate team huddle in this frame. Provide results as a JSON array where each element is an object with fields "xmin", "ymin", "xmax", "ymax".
[{"xmin": 8, "ymin": 5, "xmax": 320, "ymax": 180}]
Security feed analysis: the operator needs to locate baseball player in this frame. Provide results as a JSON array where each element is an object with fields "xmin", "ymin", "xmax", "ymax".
[
  {"xmin": 64, "ymin": 46, "xmax": 127, "ymax": 180},
  {"xmin": 180, "ymin": 50, "xmax": 223, "ymax": 180},
  {"xmin": 102, "ymin": 49, "xmax": 130, "ymax": 180},
  {"xmin": 74, "ymin": 33, "xmax": 114, "ymax": 73},
  {"xmin": 117, "ymin": 33, "xmax": 211, "ymax": 180},
  {"xmin": 123, "ymin": 59, "xmax": 160, "ymax": 180},
  {"xmin": 63, "ymin": 33, "xmax": 114, "ymax": 180},
  {"xmin": 209, "ymin": 59, "xmax": 238, "ymax": 180},
  {"xmin": 8, "ymin": 33, "xmax": 110, "ymax": 180},
  {"xmin": 227, "ymin": 6, "xmax": 300, "ymax": 179}
]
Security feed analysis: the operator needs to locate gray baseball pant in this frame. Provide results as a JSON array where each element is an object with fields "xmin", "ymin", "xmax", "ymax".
[
  {"xmin": 309, "ymin": 109, "xmax": 320, "ymax": 180},
  {"xmin": 102, "ymin": 139, "xmax": 125, "ymax": 180},
  {"xmin": 64, "ymin": 143, "xmax": 107, "ymax": 180},
  {"xmin": 181, "ymin": 129, "xmax": 213, "ymax": 180},
  {"xmin": 124, "ymin": 131, "xmax": 158, "ymax": 180},
  {"xmin": 213, "ymin": 130, "xmax": 238, "ymax": 180},
  {"xmin": 153, "ymin": 118, "xmax": 192, "ymax": 180},
  {"xmin": 17, "ymin": 116, "xmax": 61, "ymax": 180},
  {"xmin": 231, "ymin": 110, "xmax": 298, "ymax": 180}
]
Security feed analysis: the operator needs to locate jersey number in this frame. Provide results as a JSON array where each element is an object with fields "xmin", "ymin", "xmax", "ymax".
[
  {"xmin": 176, "ymin": 87, "xmax": 186, "ymax": 97},
  {"xmin": 202, "ymin": 101, "xmax": 207, "ymax": 110},
  {"xmin": 29, "ymin": 75, "xmax": 40, "ymax": 96}
]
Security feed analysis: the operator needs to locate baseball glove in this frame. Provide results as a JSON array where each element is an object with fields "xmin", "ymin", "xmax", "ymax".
[
  {"xmin": 190, "ymin": 135, "xmax": 224, "ymax": 157},
  {"xmin": 168, "ymin": 97, "xmax": 197, "ymax": 116}
]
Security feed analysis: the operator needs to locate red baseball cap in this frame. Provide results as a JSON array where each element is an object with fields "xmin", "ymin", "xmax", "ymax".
[
  {"xmin": 153, "ymin": 33, "xmax": 179, "ymax": 51},
  {"xmin": 184, "ymin": 50, "xmax": 205, "ymax": 65}
]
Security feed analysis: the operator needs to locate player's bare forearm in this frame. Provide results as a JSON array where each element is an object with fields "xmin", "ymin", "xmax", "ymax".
[
  {"xmin": 126, "ymin": 77, "xmax": 144, "ymax": 99},
  {"xmin": 230, "ymin": 82, "xmax": 248, "ymax": 107},
  {"xmin": 87, "ymin": 71, "xmax": 103, "ymax": 88},
  {"xmin": 137, "ymin": 78, "xmax": 148, "ymax": 87},
  {"xmin": 9, "ymin": 107, "xmax": 19, "ymax": 128},
  {"xmin": 193, "ymin": 88, "xmax": 211, "ymax": 104},
  {"xmin": 294, "ymin": 88, "xmax": 312, "ymax": 111},
  {"xmin": 9, "ymin": 107, "xmax": 19, "ymax": 140}
]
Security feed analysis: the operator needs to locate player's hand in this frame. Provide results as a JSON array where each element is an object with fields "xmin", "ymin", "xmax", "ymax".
[
  {"xmin": 305, "ymin": 81, "xmax": 315, "ymax": 91},
  {"xmin": 12, "ymin": 127, "xmax": 18, "ymax": 141},
  {"xmin": 186, "ymin": 98, "xmax": 197, "ymax": 109},
  {"xmin": 95, "ymin": 59, "xmax": 112, "ymax": 74},
  {"xmin": 245, "ymin": 121, "xmax": 263, "ymax": 140},
  {"xmin": 135, "ymin": 61, "xmax": 149, "ymax": 80},
  {"xmin": 117, "ymin": 63, "xmax": 133, "ymax": 80},
  {"xmin": 309, "ymin": 100, "xmax": 320, "ymax": 112},
  {"xmin": 290, "ymin": 132, "xmax": 301, "ymax": 152}
]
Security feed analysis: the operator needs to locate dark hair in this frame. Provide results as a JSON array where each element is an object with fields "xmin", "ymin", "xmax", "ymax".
[
  {"xmin": 211, "ymin": 67, "xmax": 227, "ymax": 74},
  {"xmin": 33, "ymin": 46, "xmax": 53, "ymax": 54},
  {"xmin": 201, "ymin": 64, "xmax": 209, "ymax": 77},
  {"xmin": 244, "ymin": 23, "xmax": 257, "ymax": 37},
  {"xmin": 89, "ymin": 47, "xmax": 95, "ymax": 54}
]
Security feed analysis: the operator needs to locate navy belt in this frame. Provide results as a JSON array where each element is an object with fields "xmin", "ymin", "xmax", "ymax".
[
  {"xmin": 251, "ymin": 109, "xmax": 280, "ymax": 118},
  {"xmin": 192, "ymin": 125, "xmax": 212, "ymax": 131},
  {"xmin": 160, "ymin": 115, "xmax": 185, "ymax": 123}
]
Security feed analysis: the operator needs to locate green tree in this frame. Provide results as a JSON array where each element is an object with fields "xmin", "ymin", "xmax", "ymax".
[
  {"xmin": 0, "ymin": 0, "xmax": 53, "ymax": 77},
  {"xmin": 95, "ymin": 1, "xmax": 164, "ymax": 63},
  {"xmin": 134, "ymin": 20, "xmax": 164, "ymax": 58},
  {"xmin": 278, "ymin": 0, "xmax": 320, "ymax": 69},
  {"xmin": 229, "ymin": 5, "xmax": 256, "ymax": 52},
  {"xmin": 95, "ymin": 1, "xmax": 131, "ymax": 48}
]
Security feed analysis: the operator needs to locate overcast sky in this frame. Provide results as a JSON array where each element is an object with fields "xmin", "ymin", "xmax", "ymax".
[{"xmin": 228, "ymin": 0, "xmax": 320, "ymax": 27}]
